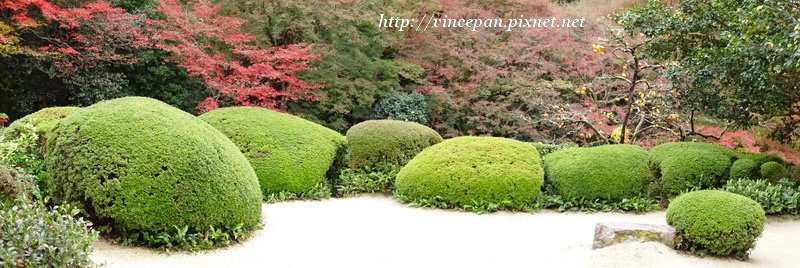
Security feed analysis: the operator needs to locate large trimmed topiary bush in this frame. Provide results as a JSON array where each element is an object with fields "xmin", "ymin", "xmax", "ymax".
[
  {"xmin": 394, "ymin": 136, "xmax": 544, "ymax": 212},
  {"xmin": 1, "ymin": 107, "xmax": 80, "ymax": 142},
  {"xmin": 543, "ymin": 144, "xmax": 652, "ymax": 201},
  {"xmin": 45, "ymin": 97, "xmax": 262, "ymax": 249},
  {"xmin": 649, "ymin": 142, "xmax": 734, "ymax": 199},
  {"xmin": 346, "ymin": 120, "xmax": 442, "ymax": 170},
  {"xmin": 199, "ymin": 106, "xmax": 347, "ymax": 199},
  {"xmin": 666, "ymin": 190, "xmax": 766, "ymax": 259}
]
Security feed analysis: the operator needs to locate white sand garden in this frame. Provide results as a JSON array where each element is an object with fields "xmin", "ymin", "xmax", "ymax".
[{"xmin": 91, "ymin": 196, "xmax": 800, "ymax": 268}]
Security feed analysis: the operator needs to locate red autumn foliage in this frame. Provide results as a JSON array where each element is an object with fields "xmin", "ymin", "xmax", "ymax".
[
  {"xmin": 699, "ymin": 127, "xmax": 760, "ymax": 153},
  {"xmin": 148, "ymin": 0, "xmax": 321, "ymax": 112},
  {"xmin": 401, "ymin": 0, "xmax": 606, "ymax": 140},
  {"xmin": 1, "ymin": 0, "xmax": 321, "ymax": 112}
]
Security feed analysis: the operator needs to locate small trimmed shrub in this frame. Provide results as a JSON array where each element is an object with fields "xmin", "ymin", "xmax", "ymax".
[
  {"xmin": 200, "ymin": 106, "xmax": 347, "ymax": 198},
  {"xmin": 2, "ymin": 107, "xmax": 80, "ymax": 143},
  {"xmin": 346, "ymin": 120, "xmax": 442, "ymax": 170},
  {"xmin": 721, "ymin": 178, "xmax": 800, "ymax": 215},
  {"xmin": 649, "ymin": 142, "xmax": 734, "ymax": 199},
  {"xmin": 0, "ymin": 199, "xmax": 98, "ymax": 267},
  {"xmin": 760, "ymin": 161, "xmax": 788, "ymax": 182},
  {"xmin": 729, "ymin": 159, "xmax": 758, "ymax": 180},
  {"xmin": 667, "ymin": 190, "xmax": 766, "ymax": 259},
  {"xmin": 735, "ymin": 152, "xmax": 786, "ymax": 166},
  {"xmin": 394, "ymin": 136, "xmax": 544, "ymax": 212},
  {"xmin": 544, "ymin": 144, "xmax": 652, "ymax": 201},
  {"xmin": 729, "ymin": 153, "xmax": 788, "ymax": 181},
  {"xmin": 46, "ymin": 97, "xmax": 263, "ymax": 249}
]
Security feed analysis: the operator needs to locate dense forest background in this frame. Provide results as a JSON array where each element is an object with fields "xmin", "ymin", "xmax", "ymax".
[{"xmin": 1, "ymin": 0, "xmax": 799, "ymax": 160}]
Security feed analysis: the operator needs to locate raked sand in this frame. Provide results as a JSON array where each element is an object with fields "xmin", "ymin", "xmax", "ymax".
[{"xmin": 91, "ymin": 195, "xmax": 800, "ymax": 268}]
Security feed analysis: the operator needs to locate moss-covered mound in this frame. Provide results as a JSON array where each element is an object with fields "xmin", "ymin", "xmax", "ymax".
[
  {"xmin": 667, "ymin": 190, "xmax": 765, "ymax": 259},
  {"xmin": 729, "ymin": 158, "xmax": 758, "ymax": 180},
  {"xmin": 729, "ymin": 153, "xmax": 787, "ymax": 181},
  {"xmin": 760, "ymin": 161, "xmax": 788, "ymax": 181},
  {"xmin": 394, "ymin": 136, "xmax": 544, "ymax": 210},
  {"xmin": 346, "ymin": 120, "xmax": 442, "ymax": 170},
  {"xmin": 544, "ymin": 144, "xmax": 652, "ymax": 201},
  {"xmin": 199, "ymin": 106, "xmax": 347, "ymax": 198},
  {"xmin": 45, "ymin": 97, "xmax": 262, "ymax": 238},
  {"xmin": 649, "ymin": 142, "xmax": 734, "ymax": 197},
  {"xmin": 1, "ymin": 107, "xmax": 80, "ymax": 142}
]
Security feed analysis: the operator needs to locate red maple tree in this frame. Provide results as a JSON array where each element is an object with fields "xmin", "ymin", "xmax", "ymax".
[{"xmin": 1, "ymin": 0, "xmax": 321, "ymax": 112}]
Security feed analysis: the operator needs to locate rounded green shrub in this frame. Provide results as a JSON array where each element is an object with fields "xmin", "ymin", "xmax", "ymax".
[
  {"xmin": 45, "ymin": 97, "xmax": 262, "ymax": 240},
  {"xmin": 666, "ymin": 190, "xmax": 765, "ymax": 259},
  {"xmin": 729, "ymin": 158, "xmax": 758, "ymax": 180},
  {"xmin": 199, "ymin": 106, "xmax": 347, "ymax": 197},
  {"xmin": 649, "ymin": 142, "xmax": 734, "ymax": 198},
  {"xmin": 394, "ymin": 136, "xmax": 544, "ymax": 210},
  {"xmin": 2, "ymin": 107, "xmax": 80, "ymax": 142},
  {"xmin": 346, "ymin": 120, "xmax": 442, "ymax": 170},
  {"xmin": 760, "ymin": 161, "xmax": 788, "ymax": 182},
  {"xmin": 543, "ymin": 144, "xmax": 652, "ymax": 201}
]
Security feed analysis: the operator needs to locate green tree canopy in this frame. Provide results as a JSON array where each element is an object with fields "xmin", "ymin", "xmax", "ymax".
[{"xmin": 618, "ymin": 0, "xmax": 800, "ymax": 125}]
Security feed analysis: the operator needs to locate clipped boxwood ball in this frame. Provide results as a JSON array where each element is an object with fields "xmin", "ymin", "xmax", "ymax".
[
  {"xmin": 394, "ymin": 136, "xmax": 544, "ymax": 208},
  {"xmin": 667, "ymin": 190, "xmax": 765, "ymax": 259},
  {"xmin": 45, "ymin": 97, "xmax": 262, "ymax": 235},
  {"xmin": 729, "ymin": 158, "xmax": 758, "ymax": 180},
  {"xmin": 199, "ymin": 106, "xmax": 347, "ymax": 197},
  {"xmin": 346, "ymin": 120, "xmax": 442, "ymax": 170},
  {"xmin": 760, "ymin": 161, "xmax": 788, "ymax": 182},
  {"xmin": 2, "ymin": 107, "xmax": 81, "ymax": 142},
  {"xmin": 544, "ymin": 144, "xmax": 651, "ymax": 201},
  {"xmin": 649, "ymin": 142, "xmax": 733, "ymax": 197}
]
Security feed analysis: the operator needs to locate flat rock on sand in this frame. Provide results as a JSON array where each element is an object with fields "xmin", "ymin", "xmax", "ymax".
[{"xmin": 91, "ymin": 195, "xmax": 800, "ymax": 268}]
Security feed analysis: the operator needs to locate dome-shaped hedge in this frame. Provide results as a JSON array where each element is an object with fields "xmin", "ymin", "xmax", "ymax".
[
  {"xmin": 199, "ymin": 106, "xmax": 347, "ymax": 197},
  {"xmin": 345, "ymin": 120, "xmax": 442, "ymax": 170},
  {"xmin": 649, "ymin": 142, "xmax": 734, "ymax": 197},
  {"xmin": 729, "ymin": 158, "xmax": 758, "ymax": 180},
  {"xmin": 394, "ymin": 136, "xmax": 544, "ymax": 209},
  {"xmin": 666, "ymin": 190, "xmax": 765, "ymax": 259},
  {"xmin": 45, "ymin": 97, "xmax": 262, "ymax": 237},
  {"xmin": 760, "ymin": 161, "xmax": 788, "ymax": 181},
  {"xmin": 543, "ymin": 144, "xmax": 651, "ymax": 201},
  {"xmin": 729, "ymin": 153, "xmax": 787, "ymax": 181},
  {"xmin": 2, "ymin": 107, "xmax": 80, "ymax": 142}
]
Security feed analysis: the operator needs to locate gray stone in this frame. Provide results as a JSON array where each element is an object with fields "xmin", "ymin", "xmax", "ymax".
[{"xmin": 592, "ymin": 222, "xmax": 676, "ymax": 249}]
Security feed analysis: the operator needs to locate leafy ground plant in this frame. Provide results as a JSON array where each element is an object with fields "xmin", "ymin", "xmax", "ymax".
[
  {"xmin": 264, "ymin": 183, "xmax": 331, "ymax": 203},
  {"xmin": 533, "ymin": 183, "xmax": 659, "ymax": 213},
  {"xmin": 336, "ymin": 167, "xmax": 399, "ymax": 196},
  {"xmin": 116, "ymin": 224, "xmax": 252, "ymax": 252},
  {"xmin": 394, "ymin": 193, "xmax": 538, "ymax": 214},
  {"xmin": 0, "ymin": 199, "xmax": 98, "ymax": 267},
  {"xmin": 535, "ymin": 192, "xmax": 659, "ymax": 213},
  {"xmin": 721, "ymin": 178, "xmax": 800, "ymax": 215}
]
